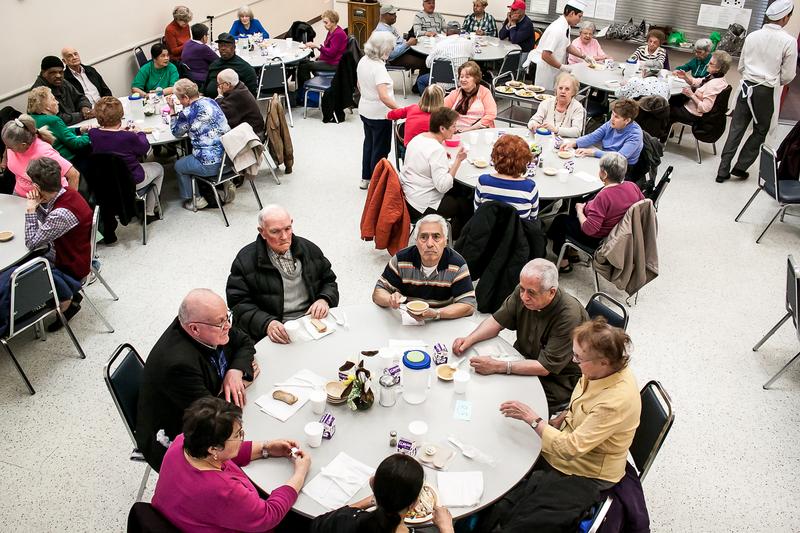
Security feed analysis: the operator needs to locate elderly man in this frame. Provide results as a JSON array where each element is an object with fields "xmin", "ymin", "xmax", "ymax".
[
  {"xmin": 136, "ymin": 288, "xmax": 258, "ymax": 471},
  {"xmin": 452, "ymin": 258, "xmax": 587, "ymax": 409},
  {"xmin": 61, "ymin": 47, "xmax": 112, "ymax": 106},
  {"xmin": 373, "ymin": 214, "xmax": 475, "ymax": 320},
  {"xmin": 414, "ymin": 0, "xmax": 446, "ymax": 37},
  {"xmin": 376, "ymin": 4, "xmax": 425, "ymax": 72},
  {"xmin": 463, "ymin": 0, "xmax": 498, "ymax": 37},
  {"xmin": 31, "ymin": 56, "xmax": 92, "ymax": 126},
  {"xmin": 216, "ymin": 69, "xmax": 265, "ymax": 140},
  {"xmin": 499, "ymin": 0, "xmax": 536, "ymax": 53},
  {"xmin": 416, "ymin": 20, "xmax": 473, "ymax": 92},
  {"xmin": 227, "ymin": 205, "xmax": 340, "ymax": 343},
  {"xmin": 204, "ymin": 32, "xmax": 258, "ymax": 98},
  {"xmin": 529, "ymin": 1, "xmax": 587, "ymax": 90},
  {"xmin": 181, "ymin": 23, "xmax": 219, "ymax": 85}
]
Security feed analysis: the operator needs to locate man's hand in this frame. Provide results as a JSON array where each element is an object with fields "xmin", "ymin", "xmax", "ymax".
[
  {"xmin": 244, "ymin": 360, "xmax": 260, "ymax": 387},
  {"xmin": 469, "ymin": 355, "xmax": 503, "ymax": 374},
  {"xmin": 25, "ymin": 188, "xmax": 42, "ymax": 213},
  {"xmin": 407, "ymin": 37, "xmax": 418, "ymax": 46},
  {"xmin": 265, "ymin": 439, "xmax": 300, "ymax": 457},
  {"xmin": 499, "ymin": 400, "xmax": 538, "ymax": 425},
  {"xmin": 267, "ymin": 320, "xmax": 290, "ymax": 344},
  {"xmin": 388, "ymin": 292, "xmax": 405, "ymax": 309},
  {"xmin": 575, "ymin": 147, "xmax": 596, "ymax": 157},
  {"xmin": 452, "ymin": 337, "xmax": 471, "ymax": 355},
  {"xmin": 433, "ymin": 506, "xmax": 455, "ymax": 533},
  {"xmin": 81, "ymin": 107, "xmax": 95, "ymax": 119},
  {"xmin": 308, "ymin": 299, "xmax": 329, "ymax": 319},
  {"xmin": 223, "ymin": 369, "xmax": 247, "ymax": 406}
]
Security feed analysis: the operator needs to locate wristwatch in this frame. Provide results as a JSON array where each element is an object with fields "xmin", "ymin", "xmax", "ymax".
[
  {"xmin": 530, "ymin": 417, "xmax": 543, "ymax": 430},
  {"xmin": 433, "ymin": 309, "xmax": 441, "ymax": 321},
  {"xmin": 261, "ymin": 446, "xmax": 270, "ymax": 459}
]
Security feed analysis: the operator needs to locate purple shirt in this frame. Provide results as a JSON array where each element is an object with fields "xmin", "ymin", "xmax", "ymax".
[
  {"xmin": 318, "ymin": 26, "xmax": 348, "ymax": 65},
  {"xmin": 582, "ymin": 181, "xmax": 645, "ymax": 238},
  {"xmin": 87, "ymin": 128, "xmax": 149, "ymax": 183},
  {"xmin": 152, "ymin": 434, "xmax": 298, "ymax": 533},
  {"xmin": 182, "ymin": 39, "xmax": 219, "ymax": 85}
]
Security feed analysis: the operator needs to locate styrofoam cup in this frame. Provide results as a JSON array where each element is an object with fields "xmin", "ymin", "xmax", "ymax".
[
  {"xmin": 305, "ymin": 422, "xmax": 324, "ymax": 448},
  {"xmin": 284, "ymin": 320, "xmax": 301, "ymax": 342},
  {"xmin": 408, "ymin": 420, "xmax": 428, "ymax": 440},
  {"xmin": 310, "ymin": 390, "xmax": 326, "ymax": 414},
  {"xmin": 454, "ymin": 369, "xmax": 470, "ymax": 394}
]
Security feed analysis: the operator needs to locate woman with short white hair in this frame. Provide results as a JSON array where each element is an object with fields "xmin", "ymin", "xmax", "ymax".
[
  {"xmin": 568, "ymin": 21, "xmax": 609, "ymax": 64},
  {"xmin": 357, "ymin": 31, "xmax": 399, "ymax": 190},
  {"xmin": 615, "ymin": 59, "xmax": 670, "ymax": 100},
  {"xmin": 674, "ymin": 38, "xmax": 713, "ymax": 78},
  {"xmin": 528, "ymin": 72, "xmax": 585, "ymax": 137},
  {"xmin": 230, "ymin": 5, "xmax": 270, "ymax": 38}
]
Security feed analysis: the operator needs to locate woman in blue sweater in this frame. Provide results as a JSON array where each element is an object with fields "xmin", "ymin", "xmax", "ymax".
[
  {"xmin": 230, "ymin": 5, "xmax": 269, "ymax": 38},
  {"xmin": 561, "ymin": 98, "xmax": 643, "ymax": 166}
]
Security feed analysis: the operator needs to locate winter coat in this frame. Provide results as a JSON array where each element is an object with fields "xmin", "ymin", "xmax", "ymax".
[
  {"xmin": 266, "ymin": 95, "xmax": 294, "ymax": 172},
  {"xmin": 360, "ymin": 158, "xmax": 410, "ymax": 255}
]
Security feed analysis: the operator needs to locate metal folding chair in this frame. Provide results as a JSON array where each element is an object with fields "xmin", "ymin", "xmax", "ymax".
[
  {"xmin": 386, "ymin": 65, "xmax": 409, "ymax": 99},
  {"xmin": 585, "ymin": 292, "xmax": 629, "ymax": 330},
  {"xmin": 257, "ymin": 58, "xmax": 293, "ymax": 127},
  {"xmin": 429, "ymin": 58, "xmax": 456, "ymax": 89},
  {"xmin": 133, "ymin": 47, "xmax": 148, "ymax": 68},
  {"xmin": 79, "ymin": 206, "xmax": 118, "ymax": 333},
  {"xmin": 190, "ymin": 152, "xmax": 264, "ymax": 227}
]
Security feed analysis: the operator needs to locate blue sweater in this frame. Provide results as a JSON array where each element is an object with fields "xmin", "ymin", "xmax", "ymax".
[
  {"xmin": 230, "ymin": 19, "xmax": 269, "ymax": 38},
  {"xmin": 576, "ymin": 121, "xmax": 643, "ymax": 165}
]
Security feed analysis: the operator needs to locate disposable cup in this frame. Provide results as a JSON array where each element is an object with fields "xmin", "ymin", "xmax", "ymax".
[
  {"xmin": 310, "ymin": 390, "xmax": 327, "ymax": 414},
  {"xmin": 408, "ymin": 420, "xmax": 428, "ymax": 440},
  {"xmin": 305, "ymin": 422, "xmax": 324, "ymax": 448},
  {"xmin": 453, "ymin": 369, "xmax": 470, "ymax": 394},
  {"xmin": 284, "ymin": 320, "xmax": 301, "ymax": 342}
]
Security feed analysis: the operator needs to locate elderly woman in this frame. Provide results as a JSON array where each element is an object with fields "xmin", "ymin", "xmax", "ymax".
[
  {"xmin": 27, "ymin": 87, "xmax": 91, "ymax": 163},
  {"xmin": 132, "ymin": 43, "xmax": 179, "ymax": 96},
  {"xmin": 547, "ymin": 152, "xmax": 644, "ymax": 271},
  {"xmin": 295, "ymin": 10, "xmax": 348, "ymax": 105},
  {"xmin": 474, "ymin": 134, "xmax": 539, "ymax": 220},
  {"xmin": 528, "ymin": 73, "xmax": 585, "ymax": 137},
  {"xmin": 463, "ymin": 0, "xmax": 498, "ymax": 37},
  {"xmin": 675, "ymin": 38, "xmax": 713, "ymax": 78},
  {"xmin": 168, "ymin": 79, "xmax": 231, "ymax": 211},
  {"xmin": 561, "ymin": 98, "xmax": 643, "ymax": 166},
  {"xmin": 629, "ymin": 29, "xmax": 667, "ymax": 66},
  {"xmin": 230, "ymin": 5, "xmax": 269, "ymax": 38},
  {"xmin": 388, "ymin": 84, "xmax": 445, "ymax": 149},
  {"xmin": 311, "ymin": 454, "xmax": 455, "ymax": 533},
  {"xmin": 164, "ymin": 5, "xmax": 193, "ymax": 61},
  {"xmin": 400, "ymin": 107, "xmax": 472, "ymax": 238},
  {"xmin": 495, "ymin": 318, "xmax": 641, "ymax": 531},
  {"xmin": 152, "ymin": 397, "xmax": 311, "ymax": 532},
  {"xmin": 357, "ymin": 32, "xmax": 399, "ymax": 190},
  {"xmin": 1, "ymin": 115, "xmax": 78, "ymax": 196},
  {"xmin": 568, "ymin": 21, "xmax": 609, "ymax": 64},
  {"xmin": 670, "ymin": 50, "xmax": 732, "ymax": 126},
  {"xmin": 615, "ymin": 59, "xmax": 670, "ymax": 100},
  {"xmin": 444, "ymin": 61, "xmax": 497, "ymax": 132},
  {"xmin": 87, "ymin": 97, "xmax": 164, "ymax": 222}
]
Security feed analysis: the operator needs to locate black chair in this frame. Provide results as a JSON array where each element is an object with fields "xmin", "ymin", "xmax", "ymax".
[
  {"xmin": 429, "ymin": 58, "xmax": 456, "ymax": 88},
  {"xmin": 127, "ymin": 502, "xmax": 180, "ymax": 532},
  {"xmin": 585, "ymin": 292, "xmax": 629, "ymax": 330},
  {"xmin": 303, "ymin": 72, "xmax": 336, "ymax": 121},
  {"xmin": 104, "ymin": 343, "xmax": 153, "ymax": 501},
  {"xmin": 257, "ymin": 58, "xmax": 293, "ymax": 127},
  {"xmin": 392, "ymin": 119, "xmax": 406, "ymax": 169},
  {"xmin": 735, "ymin": 144, "xmax": 800, "ymax": 243},
  {"xmin": 648, "ymin": 165, "xmax": 672, "ymax": 211},
  {"xmin": 1, "ymin": 258, "xmax": 86, "ymax": 395},
  {"xmin": 670, "ymin": 84, "xmax": 732, "ymax": 164},
  {"xmin": 491, "ymin": 49, "xmax": 523, "ymax": 88},
  {"xmin": 190, "ymin": 151, "xmax": 263, "ymax": 227},
  {"xmin": 133, "ymin": 47, "xmax": 148, "ymax": 69}
]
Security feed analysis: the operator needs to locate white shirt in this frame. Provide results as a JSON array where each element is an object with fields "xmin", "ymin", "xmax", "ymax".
[
  {"xmin": 357, "ymin": 56, "xmax": 394, "ymax": 120},
  {"xmin": 68, "ymin": 65, "xmax": 101, "ymax": 105},
  {"xmin": 529, "ymin": 15, "xmax": 571, "ymax": 90},
  {"xmin": 738, "ymin": 23, "xmax": 797, "ymax": 88},
  {"xmin": 426, "ymin": 35, "xmax": 472, "ymax": 90},
  {"xmin": 400, "ymin": 134, "xmax": 453, "ymax": 213},
  {"xmin": 615, "ymin": 76, "xmax": 671, "ymax": 101}
]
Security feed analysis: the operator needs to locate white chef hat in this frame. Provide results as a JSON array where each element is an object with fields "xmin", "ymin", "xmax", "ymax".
[
  {"xmin": 565, "ymin": 0, "xmax": 589, "ymax": 11},
  {"xmin": 766, "ymin": 0, "xmax": 793, "ymax": 20}
]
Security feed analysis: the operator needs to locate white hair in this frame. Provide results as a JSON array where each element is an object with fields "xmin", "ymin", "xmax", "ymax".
[
  {"xmin": 217, "ymin": 68, "xmax": 239, "ymax": 86},
  {"xmin": 641, "ymin": 59, "xmax": 663, "ymax": 77},
  {"xmin": 237, "ymin": 5, "xmax": 254, "ymax": 19},
  {"xmin": 694, "ymin": 38, "xmax": 713, "ymax": 52},
  {"xmin": 520, "ymin": 259, "xmax": 559, "ymax": 290},
  {"xmin": 599, "ymin": 152, "xmax": 628, "ymax": 183},
  {"xmin": 412, "ymin": 214, "xmax": 449, "ymax": 242},
  {"xmin": 579, "ymin": 21, "xmax": 596, "ymax": 32},
  {"xmin": 178, "ymin": 288, "xmax": 219, "ymax": 325},
  {"xmin": 258, "ymin": 204, "xmax": 290, "ymax": 227},
  {"xmin": 364, "ymin": 31, "xmax": 396, "ymax": 61}
]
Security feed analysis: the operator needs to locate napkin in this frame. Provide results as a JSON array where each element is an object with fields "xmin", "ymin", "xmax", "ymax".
[
  {"xmin": 301, "ymin": 314, "xmax": 337, "ymax": 340},
  {"xmin": 302, "ymin": 452, "xmax": 375, "ymax": 510},
  {"xmin": 400, "ymin": 305, "xmax": 425, "ymax": 326},
  {"xmin": 574, "ymin": 171, "xmax": 602, "ymax": 184},
  {"xmin": 436, "ymin": 471, "xmax": 484, "ymax": 507},
  {"xmin": 255, "ymin": 369, "xmax": 327, "ymax": 422}
]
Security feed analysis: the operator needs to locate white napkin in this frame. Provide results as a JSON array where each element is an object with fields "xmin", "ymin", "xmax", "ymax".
[
  {"xmin": 400, "ymin": 305, "xmax": 425, "ymax": 326},
  {"xmin": 574, "ymin": 171, "xmax": 602, "ymax": 184},
  {"xmin": 150, "ymin": 129, "xmax": 161, "ymax": 141},
  {"xmin": 302, "ymin": 452, "xmax": 375, "ymax": 510},
  {"xmin": 255, "ymin": 369, "xmax": 327, "ymax": 422},
  {"xmin": 436, "ymin": 471, "xmax": 484, "ymax": 507},
  {"xmin": 301, "ymin": 314, "xmax": 337, "ymax": 340}
]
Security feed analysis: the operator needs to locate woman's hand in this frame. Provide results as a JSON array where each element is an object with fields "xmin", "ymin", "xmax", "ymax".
[
  {"xmin": 265, "ymin": 439, "xmax": 300, "ymax": 458},
  {"xmin": 433, "ymin": 506, "xmax": 455, "ymax": 532},
  {"xmin": 305, "ymin": 42, "xmax": 318, "ymax": 49},
  {"xmin": 454, "ymin": 146, "xmax": 468, "ymax": 163},
  {"xmin": 499, "ymin": 400, "xmax": 539, "ymax": 426},
  {"xmin": 79, "ymin": 124, "xmax": 91, "ymax": 134},
  {"xmin": 575, "ymin": 147, "xmax": 596, "ymax": 157},
  {"xmin": 561, "ymin": 140, "xmax": 577, "ymax": 151},
  {"xmin": 681, "ymin": 87, "xmax": 694, "ymax": 98},
  {"xmin": 292, "ymin": 449, "xmax": 312, "ymax": 477}
]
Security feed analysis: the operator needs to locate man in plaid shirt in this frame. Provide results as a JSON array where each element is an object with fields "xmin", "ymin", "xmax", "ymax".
[{"xmin": 462, "ymin": 0, "xmax": 498, "ymax": 37}]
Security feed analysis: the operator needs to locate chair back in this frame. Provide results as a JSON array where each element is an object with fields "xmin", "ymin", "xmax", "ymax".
[
  {"xmin": 8, "ymin": 257, "xmax": 60, "ymax": 337},
  {"xmin": 585, "ymin": 292, "xmax": 629, "ymax": 330},
  {"xmin": 759, "ymin": 144, "xmax": 780, "ymax": 201},
  {"xmin": 649, "ymin": 165, "xmax": 673, "ymax": 211},
  {"xmin": 393, "ymin": 119, "xmax": 405, "ymax": 169},
  {"xmin": 497, "ymin": 50, "xmax": 522, "ymax": 81},
  {"xmin": 430, "ymin": 58, "xmax": 456, "ymax": 87},
  {"xmin": 103, "ymin": 343, "xmax": 145, "ymax": 446},
  {"xmin": 786, "ymin": 255, "xmax": 800, "ymax": 326},
  {"xmin": 85, "ymin": 153, "xmax": 138, "ymax": 222},
  {"xmin": 257, "ymin": 59, "xmax": 288, "ymax": 100},
  {"xmin": 127, "ymin": 502, "xmax": 180, "ymax": 533},
  {"xmin": 629, "ymin": 380, "xmax": 674, "ymax": 482},
  {"xmin": 692, "ymin": 84, "xmax": 732, "ymax": 142},
  {"xmin": 133, "ymin": 47, "xmax": 148, "ymax": 69}
]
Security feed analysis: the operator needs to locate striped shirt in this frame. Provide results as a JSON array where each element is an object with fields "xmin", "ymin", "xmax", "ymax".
[
  {"xmin": 628, "ymin": 46, "xmax": 666, "ymax": 67},
  {"xmin": 462, "ymin": 13, "xmax": 498, "ymax": 37},
  {"xmin": 376, "ymin": 246, "xmax": 476, "ymax": 309},
  {"xmin": 413, "ymin": 12, "xmax": 446, "ymax": 35},
  {"xmin": 474, "ymin": 174, "xmax": 539, "ymax": 220}
]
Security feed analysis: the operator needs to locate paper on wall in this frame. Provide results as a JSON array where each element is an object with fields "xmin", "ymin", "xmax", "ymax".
[
  {"xmin": 593, "ymin": 0, "xmax": 617, "ymax": 21},
  {"xmin": 556, "ymin": 0, "xmax": 600, "ymax": 18},
  {"xmin": 528, "ymin": 0, "xmax": 550, "ymax": 14},
  {"xmin": 697, "ymin": 4, "xmax": 751, "ymax": 29}
]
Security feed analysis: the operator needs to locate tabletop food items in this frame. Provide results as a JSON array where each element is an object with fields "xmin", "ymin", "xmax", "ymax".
[{"xmin": 405, "ymin": 485, "xmax": 438, "ymax": 524}]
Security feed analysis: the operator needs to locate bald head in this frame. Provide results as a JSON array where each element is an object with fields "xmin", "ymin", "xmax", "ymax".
[
  {"xmin": 61, "ymin": 47, "xmax": 82, "ymax": 70},
  {"xmin": 178, "ymin": 288, "xmax": 226, "ymax": 325}
]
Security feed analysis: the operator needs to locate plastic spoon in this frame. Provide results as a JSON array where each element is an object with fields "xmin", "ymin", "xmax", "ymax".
[{"xmin": 447, "ymin": 436, "xmax": 479, "ymax": 459}]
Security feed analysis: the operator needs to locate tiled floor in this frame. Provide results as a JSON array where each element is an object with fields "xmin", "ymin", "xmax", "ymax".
[{"xmin": 0, "ymin": 88, "xmax": 798, "ymax": 531}]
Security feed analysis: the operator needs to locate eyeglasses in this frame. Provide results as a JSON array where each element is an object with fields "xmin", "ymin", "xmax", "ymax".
[
  {"xmin": 572, "ymin": 352, "xmax": 600, "ymax": 364},
  {"xmin": 227, "ymin": 426, "xmax": 245, "ymax": 441},
  {"xmin": 192, "ymin": 310, "xmax": 233, "ymax": 331}
]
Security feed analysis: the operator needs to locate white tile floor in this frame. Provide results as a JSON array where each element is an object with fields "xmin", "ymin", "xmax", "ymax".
[{"xmin": 0, "ymin": 90, "xmax": 798, "ymax": 532}]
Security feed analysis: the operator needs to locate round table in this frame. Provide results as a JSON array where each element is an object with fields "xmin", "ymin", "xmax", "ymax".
[
  {"xmin": 0, "ymin": 195, "xmax": 33, "ymax": 271},
  {"xmin": 453, "ymin": 128, "xmax": 604, "ymax": 200},
  {"xmin": 570, "ymin": 63, "xmax": 688, "ymax": 96},
  {"xmin": 241, "ymin": 304, "xmax": 547, "ymax": 521},
  {"xmin": 411, "ymin": 35, "xmax": 520, "ymax": 62},
  {"xmin": 72, "ymin": 97, "xmax": 179, "ymax": 146},
  {"xmin": 243, "ymin": 39, "xmax": 313, "ymax": 68}
]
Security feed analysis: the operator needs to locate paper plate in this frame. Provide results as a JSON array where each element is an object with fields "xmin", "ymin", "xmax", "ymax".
[
  {"xmin": 405, "ymin": 485, "xmax": 438, "ymax": 525},
  {"xmin": 0, "ymin": 231, "xmax": 14, "ymax": 242},
  {"xmin": 543, "ymin": 167, "xmax": 558, "ymax": 176}
]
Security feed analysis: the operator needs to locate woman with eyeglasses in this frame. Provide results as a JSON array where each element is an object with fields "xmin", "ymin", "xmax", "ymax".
[
  {"xmin": 487, "ymin": 318, "xmax": 641, "ymax": 531},
  {"xmin": 152, "ymin": 396, "xmax": 312, "ymax": 532}
]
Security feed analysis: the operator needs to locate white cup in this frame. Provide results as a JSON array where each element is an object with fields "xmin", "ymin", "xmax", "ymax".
[
  {"xmin": 284, "ymin": 320, "xmax": 301, "ymax": 342},
  {"xmin": 453, "ymin": 370, "xmax": 470, "ymax": 394},
  {"xmin": 557, "ymin": 170, "xmax": 568, "ymax": 184},
  {"xmin": 408, "ymin": 420, "xmax": 428, "ymax": 440},
  {"xmin": 304, "ymin": 422, "xmax": 324, "ymax": 448},
  {"xmin": 378, "ymin": 349, "xmax": 395, "ymax": 371},
  {"xmin": 310, "ymin": 390, "xmax": 327, "ymax": 414},
  {"xmin": 468, "ymin": 132, "xmax": 478, "ymax": 145},
  {"xmin": 285, "ymin": 37, "xmax": 293, "ymax": 48}
]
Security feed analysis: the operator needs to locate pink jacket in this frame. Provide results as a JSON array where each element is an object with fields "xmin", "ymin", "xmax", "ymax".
[
  {"xmin": 685, "ymin": 77, "xmax": 729, "ymax": 116},
  {"xmin": 445, "ymin": 85, "xmax": 497, "ymax": 130},
  {"xmin": 318, "ymin": 26, "xmax": 348, "ymax": 65},
  {"xmin": 568, "ymin": 37, "xmax": 608, "ymax": 64}
]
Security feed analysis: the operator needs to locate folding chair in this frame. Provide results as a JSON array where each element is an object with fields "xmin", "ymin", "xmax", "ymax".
[
  {"xmin": 256, "ymin": 58, "xmax": 293, "ymax": 127},
  {"xmin": 127, "ymin": 502, "xmax": 180, "ymax": 532},
  {"xmin": 303, "ymin": 72, "xmax": 336, "ymax": 122},
  {"xmin": 429, "ymin": 58, "xmax": 456, "ymax": 89},
  {"xmin": 79, "ymin": 206, "xmax": 118, "ymax": 333},
  {"xmin": 585, "ymin": 292, "xmax": 629, "ymax": 330},
  {"xmin": 190, "ymin": 152, "xmax": 263, "ymax": 227},
  {"xmin": 133, "ymin": 47, "xmax": 148, "ymax": 69},
  {"xmin": 668, "ymin": 85, "xmax": 732, "ymax": 164},
  {"xmin": 386, "ymin": 65, "xmax": 409, "ymax": 99},
  {"xmin": 491, "ymin": 49, "xmax": 523, "ymax": 89},
  {"xmin": 649, "ymin": 166, "xmax": 672, "ymax": 211},
  {"xmin": 392, "ymin": 119, "xmax": 406, "ymax": 170}
]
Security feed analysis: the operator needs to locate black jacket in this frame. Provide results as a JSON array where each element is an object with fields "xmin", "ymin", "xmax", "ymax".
[
  {"xmin": 204, "ymin": 55, "xmax": 258, "ymax": 98},
  {"xmin": 31, "ymin": 75, "xmax": 91, "ymax": 126},
  {"xmin": 217, "ymin": 81, "xmax": 265, "ymax": 140},
  {"xmin": 63, "ymin": 64, "xmax": 112, "ymax": 100},
  {"xmin": 287, "ymin": 21, "xmax": 316, "ymax": 43},
  {"xmin": 635, "ymin": 96, "xmax": 670, "ymax": 143},
  {"xmin": 226, "ymin": 235, "xmax": 340, "ymax": 341},
  {"xmin": 777, "ymin": 120, "xmax": 800, "ymax": 181},
  {"xmin": 135, "ymin": 318, "xmax": 255, "ymax": 471},
  {"xmin": 322, "ymin": 38, "xmax": 361, "ymax": 124},
  {"xmin": 454, "ymin": 201, "xmax": 546, "ymax": 313}
]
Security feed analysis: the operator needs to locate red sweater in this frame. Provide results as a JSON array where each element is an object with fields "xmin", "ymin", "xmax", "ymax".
[
  {"xmin": 582, "ymin": 181, "xmax": 644, "ymax": 238},
  {"xmin": 164, "ymin": 20, "xmax": 190, "ymax": 60},
  {"xmin": 387, "ymin": 104, "xmax": 431, "ymax": 146},
  {"xmin": 52, "ymin": 188, "xmax": 92, "ymax": 280},
  {"xmin": 318, "ymin": 26, "xmax": 348, "ymax": 65}
]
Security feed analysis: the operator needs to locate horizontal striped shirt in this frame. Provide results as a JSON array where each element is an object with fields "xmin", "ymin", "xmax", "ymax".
[
  {"xmin": 376, "ymin": 246, "xmax": 476, "ymax": 308},
  {"xmin": 474, "ymin": 174, "xmax": 539, "ymax": 220}
]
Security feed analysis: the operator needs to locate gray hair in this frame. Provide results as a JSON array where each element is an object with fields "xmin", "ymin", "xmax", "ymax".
[
  {"xmin": 173, "ymin": 78, "xmax": 199, "ymax": 99},
  {"xmin": 364, "ymin": 31, "xmax": 396, "ymax": 61},
  {"xmin": 257, "ymin": 204, "xmax": 291, "ymax": 227},
  {"xmin": 1, "ymin": 114, "xmax": 54, "ymax": 148},
  {"xmin": 178, "ymin": 288, "xmax": 220, "ymax": 325},
  {"xmin": 579, "ymin": 21, "xmax": 596, "ymax": 32},
  {"xmin": 694, "ymin": 38, "xmax": 713, "ymax": 52},
  {"xmin": 172, "ymin": 5, "xmax": 193, "ymax": 23},
  {"xmin": 412, "ymin": 214, "xmax": 449, "ymax": 242},
  {"xmin": 711, "ymin": 50, "xmax": 732, "ymax": 75},
  {"xmin": 599, "ymin": 152, "xmax": 628, "ymax": 183},
  {"xmin": 27, "ymin": 157, "xmax": 63, "ymax": 193},
  {"xmin": 217, "ymin": 68, "xmax": 239, "ymax": 86},
  {"xmin": 237, "ymin": 5, "xmax": 254, "ymax": 19},
  {"xmin": 520, "ymin": 259, "xmax": 558, "ymax": 290},
  {"xmin": 641, "ymin": 59, "xmax": 663, "ymax": 77}
]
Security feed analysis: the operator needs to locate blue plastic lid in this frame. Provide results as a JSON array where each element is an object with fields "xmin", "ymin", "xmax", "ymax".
[
  {"xmin": 535, "ymin": 128, "xmax": 552, "ymax": 136},
  {"xmin": 626, "ymin": 59, "xmax": 637, "ymax": 64},
  {"xmin": 402, "ymin": 350, "xmax": 431, "ymax": 370},
  {"xmin": 129, "ymin": 94, "xmax": 142, "ymax": 100}
]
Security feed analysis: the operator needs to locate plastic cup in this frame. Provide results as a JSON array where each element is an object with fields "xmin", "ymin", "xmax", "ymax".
[
  {"xmin": 304, "ymin": 422, "xmax": 324, "ymax": 448},
  {"xmin": 453, "ymin": 370, "xmax": 470, "ymax": 394},
  {"xmin": 310, "ymin": 390, "xmax": 327, "ymax": 414},
  {"xmin": 408, "ymin": 420, "xmax": 429, "ymax": 440},
  {"xmin": 468, "ymin": 132, "xmax": 478, "ymax": 144},
  {"xmin": 558, "ymin": 170, "xmax": 568, "ymax": 183},
  {"xmin": 284, "ymin": 320, "xmax": 301, "ymax": 342}
]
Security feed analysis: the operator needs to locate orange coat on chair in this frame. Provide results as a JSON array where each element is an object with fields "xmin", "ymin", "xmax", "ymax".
[{"xmin": 360, "ymin": 159, "xmax": 410, "ymax": 256}]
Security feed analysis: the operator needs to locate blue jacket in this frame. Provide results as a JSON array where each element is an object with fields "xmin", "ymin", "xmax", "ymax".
[
  {"xmin": 230, "ymin": 18, "xmax": 269, "ymax": 38},
  {"xmin": 499, "ymin": 15, "xmax": 534, "ymax": 52},
  {"xmin": 576, "ymin": 121, "xmax": 644, "ymax": 165}
]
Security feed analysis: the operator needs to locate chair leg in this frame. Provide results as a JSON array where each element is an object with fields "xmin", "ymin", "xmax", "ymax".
[
  {"xmin": 712, "ymin": 142, "xmax": 717, "ymax": 155},
  {"xmin": 191, "ymin": 178, "xmax": 198, "ymax": 211},
  {"xmin": 262, "ymin": 151, "xmax": 280, "ymax": 185},
  {"xmin": 694, "ymin": 139, "xmax": 702, "ymax": 164},
  {"xmin": 93, "ymin": 270, "xmax": 119, "ymax": 301},
  {"xmin": 282, "ymin": 92, "xmax": 294, "ymax": 128},
  {"xmin": 57, "ymin": 308, "xmax": 87, "ymax": 359},
  {"xmin": 80, "ymin": 290, "xmax": 114, "ymax": 333},
  {"xmin": 249, "ymin": 179, "xmax": 263, "ymax": 210},
  {"xmin": 592, "ymin": 265, "xmax": 600, "ymax": 292},
  {"xmin": 763, "ymin": 350, "xmax": 800, "ymax": 389},
  {"xmin": 755, "ymin": 207, "xmax": 785, "ymax": 244},
  {"xmin": 0, "ymin": 339, "xmax": 35, "ymax": 395},
  {"xmin": 154, "ymin": 189, "xmax": 163, "ymax": 220},
  {"xmin": 677, "ymin": 125, "xmax": 684, "ymax": 144},
  {"xmin": 141, "ymin": 198, "xmax": 148, "ymax": 246},
  {"xmin": 303, "ymin": 91, "xmax": 309, "ymax": 119},
  {"xmin": 136, "ymin": 465, "xmax": 152, "ymax": 501},
  {"xmin": 210, "ymin": 185, "xmax": 230, "ymax": 227},
  {"xmin": 734, "ymin": 188, "xmax": 762, "ymax": 222},
  {"xmin": 752, "ymin": 312, "xmax": 791, "ymax": 351}
]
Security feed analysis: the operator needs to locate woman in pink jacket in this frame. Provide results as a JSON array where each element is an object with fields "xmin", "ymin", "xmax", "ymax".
[
  {"xmin": 295, "ymin": 10, "xmax": 349, "ymax": 105},
  {"xmin": 444, "ymin": 61, "xmax": 497, "ymax": 132}
]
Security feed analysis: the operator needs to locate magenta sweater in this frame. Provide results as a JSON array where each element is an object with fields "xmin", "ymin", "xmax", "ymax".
[
  {"xmin": 318, "ymin": 26, "xmax": 348, "ymax": 65},
  {"xmin": 152, "ymin": 434, "xmax": 298, "ymax": 533},
  {"xmin": 581, "ymin": 181, "xmax": 644, "ymax": 238}
]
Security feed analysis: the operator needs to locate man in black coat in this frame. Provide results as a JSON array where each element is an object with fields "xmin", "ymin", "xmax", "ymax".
[
  {"xmin": 61, "ymin": 47, "xmax": 112, "ymax": 106},
  {"xmin": 216, "ymin": 68, "xmax": 265, "ymax": 140},
  {"xmin": 204, "ymin": 33, "xmax": 258, "ymax": 98},
  {"xmin": 227, "ymin": 204, "xmax": 339, "ymax": 343},
  {"xmin": 136, "ymin": 288, "xmax": 258, "ymax": 471},
  {"xmin": 31, "ymin": 56, "xmax": 93, "ymax": 126}
]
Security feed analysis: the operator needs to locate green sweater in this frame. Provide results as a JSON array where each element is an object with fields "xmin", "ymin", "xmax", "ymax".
[
  {"xmin": 132, "ymin": 61, "xmax": 179, "ymax": 92},
  {"xmin": 676, "ymin": 55, "xmax": 711, "ymax": 78},
  {"xmin": 32, "ymin": 113, "xmax": 91, "ymax": 161}
]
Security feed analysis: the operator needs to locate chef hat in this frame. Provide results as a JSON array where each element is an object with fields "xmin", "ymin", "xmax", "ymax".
[
  {"xmin": 766, "ymin": 0, "xmax": 793, "ymax": 20},
  {"xmin": 565, "ymin": 0, "xmax": 589, "ymax": 11}
]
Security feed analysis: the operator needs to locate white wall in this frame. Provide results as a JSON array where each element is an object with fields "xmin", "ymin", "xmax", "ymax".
[
  {"xmin": 336, "ymin": 0, "xmax": 510, "ymax": 32},
  {"xmin": 0, "ymin": 0, "xmax": 331, "ymax": 111}
]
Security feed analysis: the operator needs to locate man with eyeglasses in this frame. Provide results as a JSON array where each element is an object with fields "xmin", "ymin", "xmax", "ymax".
[
  {"xmin": 452, "ymin": 258, "xmax": 587, "ymax": 410},
  {"xmin": 136, "ymin": 288, "xmax": 258, "ymax": 471},
  {"xmin": 373, "ymin": 214, "xmax": 475, "ymax": 321}
]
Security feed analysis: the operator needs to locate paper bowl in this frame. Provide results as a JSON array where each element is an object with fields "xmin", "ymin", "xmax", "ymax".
[
  {"xmin": 471, "ymin": 159, "xmax": 489, "ymax": 168},
  {"xmin": 558, "ymin": 150, "xmax": 575, "ymax": 159},
  {"xmin": 406, "ymin": 300, "xmax": 430, "ymax": 315},
  {"xmin": 543, "ymin": 167, "xmax": 558, "ymax": 176}
]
